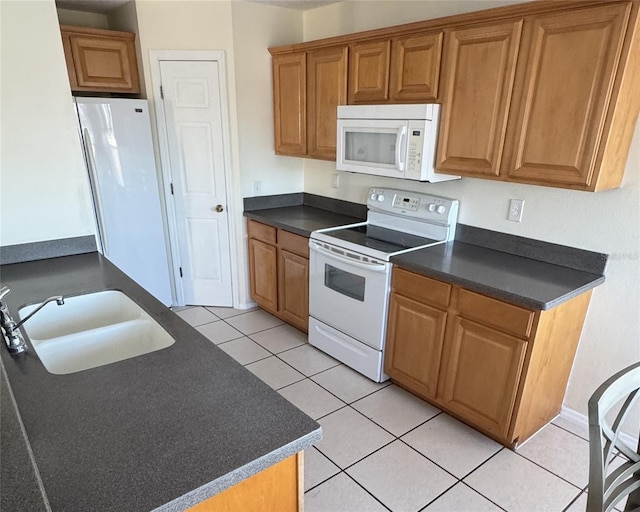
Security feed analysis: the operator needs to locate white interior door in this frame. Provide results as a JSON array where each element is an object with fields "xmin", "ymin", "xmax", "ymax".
[{"xmin": 159, "ymin": 60, "xmax": 233, "ymax": 306}]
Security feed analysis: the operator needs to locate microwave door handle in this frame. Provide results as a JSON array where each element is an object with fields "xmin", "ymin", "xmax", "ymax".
[
  {"xmin": 395, "ymin": 126, "xmax": 407, "ymax": 171},
  {"xmin": 310, "ymin": 242, "xmax": 388, "ymax": 273}
]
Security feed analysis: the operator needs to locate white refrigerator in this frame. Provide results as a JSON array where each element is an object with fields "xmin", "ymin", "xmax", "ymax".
[{"xmin": 75, "ymin": 97, "xmax": 173, "ymax": 306}]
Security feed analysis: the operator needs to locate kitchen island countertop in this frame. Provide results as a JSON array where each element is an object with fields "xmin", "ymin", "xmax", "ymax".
[{"xmin": 0, "ymin": 253, "xmax": 320, "ymax": 512}]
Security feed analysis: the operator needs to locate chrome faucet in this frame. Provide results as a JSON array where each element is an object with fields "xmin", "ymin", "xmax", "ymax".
[{"xmin": 0, "ymin": 286, "xmax": 64, "ymax": 354}]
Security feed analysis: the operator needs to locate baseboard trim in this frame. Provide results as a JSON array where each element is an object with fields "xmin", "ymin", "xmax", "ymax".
[{"xmin": 559, "ymin": 406, "xmax": 638, "ymax": 448}]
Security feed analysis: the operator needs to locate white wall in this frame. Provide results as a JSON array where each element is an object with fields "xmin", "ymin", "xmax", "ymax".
[
  {"xmin": 231, "ymin": 1, "xmax": 304, "ymax": 198},
  {"xmin": 56, "ymin": 7, "xmax": 109, "ymax": 28},
  {"xmin": 303, "ymin": 0, "xmax": 640, "ymax": 423},
  {"xmin": 0, "ymin": 0, "xmax": 95, "ymax": 247}
]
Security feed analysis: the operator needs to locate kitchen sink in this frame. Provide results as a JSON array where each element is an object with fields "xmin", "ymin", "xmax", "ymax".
[{"xmin": 19, "ymin": 290, "xmax": 175, "ymax": 375}]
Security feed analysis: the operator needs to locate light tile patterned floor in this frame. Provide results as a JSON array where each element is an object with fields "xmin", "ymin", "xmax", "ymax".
[{"xmin": 175, "ymin": 306, "xmax": 622, "ymax": 512}]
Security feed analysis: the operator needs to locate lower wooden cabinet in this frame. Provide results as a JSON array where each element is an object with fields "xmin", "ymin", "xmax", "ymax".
[
  {"xmin": 385, "ymin": 267, "xmax": 592, "ymax": 447},
  {"xmin": 188, "ymin": 452, "xmax": 303, "ymax": 512},
  {"xmin": 438, "ymin": 317, "xmax": 527, "ymax": 439},
  {"xmin": 248, "ymin": 239, "xmax": 278, "ymax": 313},
  {"xmin": 385, "ymin": 294, "xmax": 447, "ymax": 399},
  {"xmin": 248, "ymin": 220, "xmax": 309, "ymax": 332}
]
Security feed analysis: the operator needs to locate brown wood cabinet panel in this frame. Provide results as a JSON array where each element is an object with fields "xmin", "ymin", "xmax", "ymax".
[
  {"xmin": 392, "ymin": 268, "xmax": 451, "ymax": 308},
  {"xmin": 307, "ymin": 46, "xmax": 348, "ymax": 160},
  {"xmin": 247, "ymin": 219, "xmax": 277, "ymax": 245},
  {"xmin": 279, "ymin": 230, "xmax": 309, "ymax": 258},
  {"xmin": 278, "ymin": 250, "xmax": 309, "ymax": 332},
  {"xmin": 61, "ymin": 33, "xmax": 78, "ymax": 89},
  {"xmin": 273, "ymin": 52, "xmax": 307, "ymax": 156},
  {"xmin": 385, "ymin": 293, "xmax": 447, "ymax": 399},
  {"xmin": 508, "ymin": 291, "xmax": 592, "ymax": 445},
  {"xmin": 436, "ymin": 20, "xmax": 523, "ymax": 177},
  {"xmin": 389, "ymin": 32, "xmax": 443, "ymax": 102},
  {"xmin": 348, "ymin": 40, "xmax": 391, "ymax": 103},
  {"xmin": 503, "ymin": 3, "xmax": 631, "ymax": 188},
  {"xmin": 69, "ymin": 36, "xmax": 138, "ymax": 92},
  {"xmin": 60, "ymin": 25, "xmax": 140, "ymax": 94},
  {"xmin": 439, "ymin": 317, "xmax": 528, "ymax": 438},
  {"xmin": 247, "ymin": 220, "xmax": 310, "ymax": 333},
  {"xmin": 248, "ymin": 239, "xmax": 278, "ymax": 313},
  {"xmin": 456, "ymin": 289, "xmax": 535, "ymax": 339},
  {"xmin": 188, "ymin": 453, "xmax": 302, "ymax": 512}
]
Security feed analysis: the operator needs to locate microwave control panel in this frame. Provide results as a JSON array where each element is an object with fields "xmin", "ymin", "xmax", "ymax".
[{"xmin": 406, "ymin": 127, "xmax": 425, "ymax": 173}]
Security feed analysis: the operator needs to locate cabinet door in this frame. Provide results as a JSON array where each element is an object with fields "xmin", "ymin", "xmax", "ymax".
[
  {"xmin": 278, "ymin": 249, "xmax": 309, "ymax": 332},
  {"xmin": 307, "ymin": 46, "xmax": 348, "ymax": 160},
  {"xmin": 389, "ymin": 32, "xmax": 443, "ymax": 102},
  {"xmin": 273, "ymin": 52, "xmax": 307, "ymax": 156},
  {"xmin": 438, "ymin": 317, "xmax": 527, "ymax": 439},
  {"xmin": 385, "ymin": 293, "xmax": 447, "ymax": 399},
  {"xmin": 249, "ymin": 239, "xmax": 278, "ymax": 313},
  {"xmin": 503, "ymin": 3, "xmax": 631, "ymax": 188},
  {"xmin": 68, "ymin": 35, "xmax": 139, "ymax": 93},
  {"xmin": 348, "ymin": 40, "xmax": 390, "ymax": 103},
  {"xmin": 436, "ymin": 20, "xmax": 523, "ymax": 177}
]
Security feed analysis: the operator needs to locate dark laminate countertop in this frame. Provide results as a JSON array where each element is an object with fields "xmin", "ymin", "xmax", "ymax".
[
  {"xmin": 0, "ymin": 253, "xmax": 321, "ymax": 512},
  {"xmin": 244, "ymin": 205, "xmax": 364, "ymax": 237},
  {"xmin": 391, "ymin": 242, "xmax": 605, "ymax": 310},
  {"xmin": 243, "ymin": 198, "xmax": 605, "ymax": 311}
]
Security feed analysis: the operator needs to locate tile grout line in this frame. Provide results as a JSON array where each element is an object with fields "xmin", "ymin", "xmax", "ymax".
[
  {"xmin": 194, "ymin": 308, "xmax": 588, "ymax": 511},
  {"xmin": 512, "ymin": 448, "xmax": 585, "ymax": 491}
]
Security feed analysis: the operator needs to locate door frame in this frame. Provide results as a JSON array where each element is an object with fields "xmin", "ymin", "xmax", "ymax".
[{"xmin": 149, "ymin": 50, "xmax": 238, "ymax": 307}]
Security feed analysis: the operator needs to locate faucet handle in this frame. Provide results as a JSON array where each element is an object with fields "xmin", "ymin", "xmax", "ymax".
[{"xmin": 0, "ymin": 286, "xmax": 10, "ymax": 302}]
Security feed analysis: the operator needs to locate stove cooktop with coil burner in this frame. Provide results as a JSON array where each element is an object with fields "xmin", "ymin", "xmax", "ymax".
[{"xmin": 311, "ymin": 188, "xmax": 460, "ymax": 261}]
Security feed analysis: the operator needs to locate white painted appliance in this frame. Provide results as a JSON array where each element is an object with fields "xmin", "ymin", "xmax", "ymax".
[
  {"xmin": 75, "ymin": 98, "xmax": 172, "ymax": 306},
  {"xmin": 336, "ymin": 104, "xmax": 459, "ymax": 182},
  {"xmin": 309, "ymin": 187, "xmax": 459, "ymax": 382}
]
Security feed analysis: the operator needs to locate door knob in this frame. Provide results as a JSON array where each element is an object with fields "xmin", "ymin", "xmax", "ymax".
[{"xmin": 214, "ymin": 204, "xmax": 224, "ymax": 213}]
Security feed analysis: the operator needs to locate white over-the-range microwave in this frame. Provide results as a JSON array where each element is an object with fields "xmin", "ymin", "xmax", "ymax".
[{"xmin": 336, "ymin": 103, "xmax": 460, "ymax": 182}]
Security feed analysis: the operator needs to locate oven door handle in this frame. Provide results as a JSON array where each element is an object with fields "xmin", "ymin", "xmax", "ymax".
[{"xmin": 310, "ymin": 241, "xmax": 388, "ymax": 273}]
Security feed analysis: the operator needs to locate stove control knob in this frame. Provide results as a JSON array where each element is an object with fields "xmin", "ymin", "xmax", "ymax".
[
  {"xmin": 427, "ymin": 203, "xmax": 436, "ymax": 212},
  {"xmin": 377, "ymin": 194, "xmax": 385, "ymax": 202},
  {"xmin": 436, "ymin": 205, "xmax": 446, "ymax": 214},
  {"xmin": 370, "ymin": 193, "xmax": 378, "ymax": 201}
]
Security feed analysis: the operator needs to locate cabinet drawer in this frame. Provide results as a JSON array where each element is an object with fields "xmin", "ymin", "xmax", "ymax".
[
  {"xmin": 456, "ymin": 289, "xmax": 535, "ymax": 339},
  {"xmin": 248, "ymin": 220, "xmax": 277, "ymax": 244},
  {"xmin": 278, "ymin": 229, "xmax": 309, "ymax": 258},
  {"xmin": 392, "ymin": 268, "xmax": 451, "ymax": 308}
]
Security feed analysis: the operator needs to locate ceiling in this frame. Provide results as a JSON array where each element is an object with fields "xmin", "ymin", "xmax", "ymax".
[{"xmin": 55, "ymin": 0, "xmax": 343, "ymax": 14}]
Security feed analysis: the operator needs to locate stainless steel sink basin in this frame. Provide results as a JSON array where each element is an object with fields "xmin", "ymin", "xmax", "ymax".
[{"xmin": 19, "ymin": 291, "xmax": 174, "ymax": 375}]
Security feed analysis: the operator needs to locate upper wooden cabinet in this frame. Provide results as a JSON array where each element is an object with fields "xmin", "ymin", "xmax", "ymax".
[
  {"xmin": 348, "ymin": 40, "xmax": 391, "ymax": 103},
  {"xmin": 271, "ymin": 46, "xmax": 346, "ymax": 160},
  {"xmin": 272, "ymin": 52, "xmax": 307, "ymax": 156},
  {"xmin": 503, "ymin": 3, "xmax": 633, "ymax": 189},
  {"xmin": 436, "ymin": 20, "xmax": 523, "ymax": 177},
  {"xmin": 269, "ymin": 0, "xmax": 640, "ymax": 191},
  {"xmin": 307, "ymin": 46, "xmax": 348, "ymax": 159},
  {"xmin": 389, "ymin": 32, "xmax": 443, "ymax": 102},
  {"xmin": 60, "ymin": 25, "xmax": 140, "ymax": 94}
]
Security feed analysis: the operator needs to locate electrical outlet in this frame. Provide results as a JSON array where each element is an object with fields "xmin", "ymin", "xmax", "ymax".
[
  {"xmin": 253, "ymin": 181, "xmax": 262, "ymax": 194},
  {"xmin": 508, "ymin": 199, "xmax": 525, "ymax": 222},
  {"xmin": 331, "ymin": 173, "xmax": 340, "ymax": 189}
]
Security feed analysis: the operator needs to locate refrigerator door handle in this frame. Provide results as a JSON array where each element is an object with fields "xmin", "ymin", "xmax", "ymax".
[{"xmin": 83, "ymin": 128, "xmax": 109, "ymax": 255}]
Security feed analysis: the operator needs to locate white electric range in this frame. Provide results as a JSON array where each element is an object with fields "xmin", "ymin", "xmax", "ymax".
[{"xmin": 308, "ymin": 187, "xmax": 459, "ymax": 382}]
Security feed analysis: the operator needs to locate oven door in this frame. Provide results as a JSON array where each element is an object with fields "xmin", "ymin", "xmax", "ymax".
[
  {"xmin": 337, "ymin": 119, "xmax": 409, "ymax": 178},
  {"xmin": 309, "ymin": 240, "xmax": 392, "ymax": 350}
]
